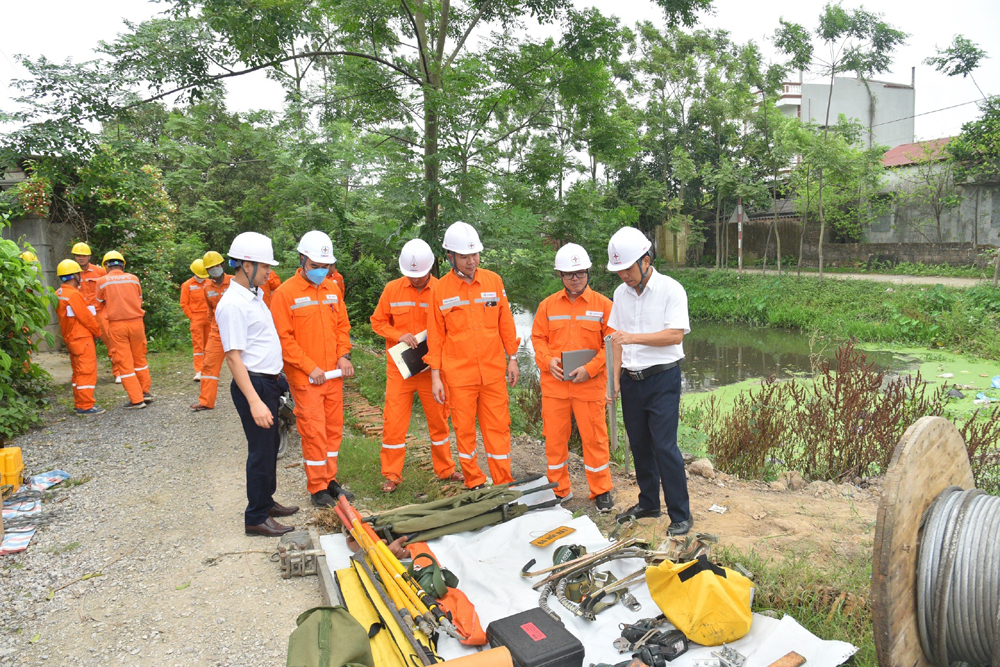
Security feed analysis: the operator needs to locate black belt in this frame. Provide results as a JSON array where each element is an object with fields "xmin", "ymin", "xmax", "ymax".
[
  {"xmin": 624, "ymin": 361, "xmax": 679, "ymax": 381},
  {"xmin": 247, "ymin": 371, "xmax": 280, "ymax": 380}
]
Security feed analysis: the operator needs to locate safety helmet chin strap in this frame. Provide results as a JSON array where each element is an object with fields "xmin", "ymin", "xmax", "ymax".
[
  {"xmin": 242, "ymin": 261, "xmax": 260, "ymax": 295},
  {"xmin": 447, "ymin": 251, "xmax": 474, "ymax": 280},
  {"xmin": 635, "ymin": 254, "xmax": 652, "ymax": 295}
]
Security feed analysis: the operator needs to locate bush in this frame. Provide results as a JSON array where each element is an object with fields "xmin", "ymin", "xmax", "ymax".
[
  {"xmin": 0, "ymin": 238, "xmax": 55, "ymax": 444},
  {"xmin": 345, "ymin": 254, "xmax": 389, "ymax": 327}
]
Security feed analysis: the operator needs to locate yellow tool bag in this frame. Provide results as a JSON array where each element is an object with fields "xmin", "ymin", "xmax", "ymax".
[
  {"xmin": 335, "ymin": 560, "xmax": 438, "ymax": 666},
  {"xmin": 645, "ymin": 555, "xmax": 754, "ymax": 646}
]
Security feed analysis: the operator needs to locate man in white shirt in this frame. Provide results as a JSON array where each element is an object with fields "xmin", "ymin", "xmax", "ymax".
[
  {"xmin": 216, "ymin": 232, "xmax": 299, "ymax": 537},
  {"xmin": 606, "ymin": 227, "xmax": 692, "ymax": 536}
]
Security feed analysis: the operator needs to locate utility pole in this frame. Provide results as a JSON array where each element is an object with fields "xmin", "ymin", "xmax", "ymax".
[{"xmin": 737, "ymin": 197, "xmax": 744, "ymax": 276}]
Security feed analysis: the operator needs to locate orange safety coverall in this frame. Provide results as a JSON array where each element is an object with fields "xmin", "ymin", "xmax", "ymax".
[
  {"xmin": 56, "ymin": 283, "xmax": 102, "ymax": 410},
  {"xmin": 196, "ymin": 273, "xmax": 232, "ymax": 408},
  {"xmin": 330, "ymin": 269, "xmax": 345, "ymax": 298},
  {"xmin": 406, "ymin": 542, "xmax": 487, "ymax": 645},
  {"xmin": 425, "ymin": 268, "xmax": 519, "ymax": 488},
  {"xmin": 260, "ymin": 270, "xmax": 282, "ymax": 309},
  {"xmin": 270, "ymin": 269, "xmax": 352, "ymax": 494},
  {"xmin": 180, "ymin": 276, "xmax": 210, "ymax": 373},
  {"xmin": 95, "ymin": 270, "xmax": 151, "ymax": 405},
  {"xmin": 370, "ymin": 275, "xmax": 456, "ymax": 484},
  {"xmin": 80, "ymin": 263, "xmax": 116, "ymax": 375},
  {"xmin": 532, "ymin": 286, "xmax": 615, "ymax": 499}
]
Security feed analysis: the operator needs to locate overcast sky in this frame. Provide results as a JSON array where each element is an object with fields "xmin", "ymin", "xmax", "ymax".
[{"xmin": 1, "ymin": 0, "xmax": 997, "ymax": 141}]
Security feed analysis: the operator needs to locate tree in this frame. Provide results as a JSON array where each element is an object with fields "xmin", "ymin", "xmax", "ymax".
[
  {"xmin": 776, "ymin": 4, "xmax": 906, "ymax": 280},
  {"xmin": 924, "ymin": 35, "xmax": 989, "ymax": 99},
  {"xmin": 894, "ymin": 145, "xmax": 961, "ymax": 244}
]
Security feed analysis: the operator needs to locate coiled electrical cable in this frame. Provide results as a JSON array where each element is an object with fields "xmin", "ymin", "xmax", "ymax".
[{"xmin": 917, "ymin": 485, "xmax": 1000, "ymax": 666}]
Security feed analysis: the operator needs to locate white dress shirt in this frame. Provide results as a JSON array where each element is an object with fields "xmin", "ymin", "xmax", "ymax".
[
  {"xmin": 608, "ymin": 269, "xmax": 690, "ymax": 371},
  {"xmin": 215, "ymin": 281, "xmax": 284, "ymax": 374}
]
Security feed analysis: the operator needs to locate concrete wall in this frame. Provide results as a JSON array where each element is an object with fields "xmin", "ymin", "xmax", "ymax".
[
  {"xmin": 795, "ymin": 78, "xmax": 915, "ymax": 150},
  {"xmin": 867, "ymin": 179, "xmax": 1000, "ymax": 246},
  {"xmin": 654, "ymin": 222, "xmax": 690, "ymax": 266},
  {"xmin": 798, "ymin": 242, "xmax": 992, "ymax": 269},
  {"xmin": 1, "ymin": 216, "xmax": 76, "ymax": 350}
]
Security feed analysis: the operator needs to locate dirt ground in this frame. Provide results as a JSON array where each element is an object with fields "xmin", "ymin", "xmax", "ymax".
[{"xmin": 2, "ymin": 351, "xmax": 879, "ymax": 666}]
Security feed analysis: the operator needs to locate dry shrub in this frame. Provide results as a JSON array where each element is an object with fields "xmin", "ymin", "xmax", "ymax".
[
  {"xmin": 706, "ymin": 341, "xmax": 954, "ymax": 481},
  {"xmin": 960, "ymin": 407, "xmax": 1000, "ymax": 493}
]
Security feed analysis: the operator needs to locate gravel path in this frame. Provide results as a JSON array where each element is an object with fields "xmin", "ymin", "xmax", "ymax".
[{"xmin": 1, "ymin": 357, "xmax": 321, "ymax": 666}]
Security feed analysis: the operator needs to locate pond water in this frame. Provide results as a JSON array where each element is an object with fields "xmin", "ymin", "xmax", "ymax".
[{"xmin": 513, "ymin": 308, "xmax": 911, "ymax": 393}]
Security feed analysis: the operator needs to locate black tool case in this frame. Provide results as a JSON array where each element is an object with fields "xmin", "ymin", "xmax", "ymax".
[{"xmin": 486, "ymin": 608, "xmax": 585, "ymax": 667}]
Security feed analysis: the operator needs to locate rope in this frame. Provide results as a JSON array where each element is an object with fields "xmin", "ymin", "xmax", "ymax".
[{"xmin": 917, "ymin": 485, "xmax": 1000, "ymax": 665}]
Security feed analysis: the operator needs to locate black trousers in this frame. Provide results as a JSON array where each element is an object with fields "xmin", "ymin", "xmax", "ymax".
[
  {"xmin": 620, "ymin": 364, "xmax": 691, "ymax": 523},
  {"xmin": 231, "ymin": 375, "xmax": 281, "ymax": 525}
]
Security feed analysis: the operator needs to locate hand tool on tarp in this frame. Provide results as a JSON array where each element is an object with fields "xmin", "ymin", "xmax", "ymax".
[
  {"xmin": 339, "ymin": 495, "xmax": 462, "ymax": 640},
  {"xmin": 363, "ymin": 473, "xmax": 560, "ymax": 542},
  {"xmin": 349, "ymin": 552, "xmax": 440, "ymax": 665},
  {"xmin": 605, "ymin": 334, "xmax": 629, "ymax": 477}
]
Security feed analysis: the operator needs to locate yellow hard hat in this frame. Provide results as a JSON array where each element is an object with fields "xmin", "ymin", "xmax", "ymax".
[
  {"xmin": 190, "ymin": 258, "xmax": 209, "ymax": 279},
  {"xmin": 57, "ymin": 259, "xmax": 83, "ymax": 277},
  {"xmin": 71, "ymin": 242, "xmax": 92, "ymax": 255},
  {"xmin": 203, "ymin": 250, "xmax": 224, "ymax": 269},
  {"xmin": 19, "ymin": 251, "xmax": 38, "ymax": 263},
  {"xmin": 102, "ymin": 250, "xmax": 126, "ymax": 268}
]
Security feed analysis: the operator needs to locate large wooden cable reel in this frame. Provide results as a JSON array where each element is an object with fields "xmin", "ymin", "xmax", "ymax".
[{"xmin": 872, "ymin": 416, "xmax": 976, "ymax": 667}]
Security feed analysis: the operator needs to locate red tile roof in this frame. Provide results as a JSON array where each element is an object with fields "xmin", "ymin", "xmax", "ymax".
[{"xmin": 882, "ymin": 137, "xmax": 953, "ymax": 168}]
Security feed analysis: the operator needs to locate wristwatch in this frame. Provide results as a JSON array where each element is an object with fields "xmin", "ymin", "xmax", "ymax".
[{"xmin": 341, "ymin": 353, "xmax": 352, "ymax": 361}]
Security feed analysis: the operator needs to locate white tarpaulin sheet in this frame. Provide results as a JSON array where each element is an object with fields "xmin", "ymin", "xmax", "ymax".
[{"xmin": 321, "ymin": 495, "xmax": 856, "ymax": 666}]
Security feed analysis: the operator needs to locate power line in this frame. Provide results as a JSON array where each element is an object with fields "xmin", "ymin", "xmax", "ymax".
[{"xmin": 870, "ymin": 99, "xmax": 983, "ymax": 127}]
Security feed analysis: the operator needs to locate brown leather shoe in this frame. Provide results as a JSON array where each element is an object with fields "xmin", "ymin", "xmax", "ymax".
[
  {"xmin": 267, "ymin": 501, "xmax": 299, "ymax": 517},
  {"xmin": 245, "ymin": 517, "xmax": 294, "ymax": 536}
]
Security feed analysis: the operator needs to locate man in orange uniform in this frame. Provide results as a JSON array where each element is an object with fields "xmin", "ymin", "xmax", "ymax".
[
  {"xmin": 95, "ymin": 251, "xmax": 152, "ymax": 409},
  {"xmin": 180, "ymin": 258, "xmax": 210, "ymax": 381},
  {"xmin": 191, "ymin": 251, "xmax": 231, "ymax": 411},
  {"xmin": 55, "ymin": 260, "xmax": 105, "ymax": 416},
  {"xmin": 260, "ymin": 270, "xmax": 283, "ymax": 308},
  {"xmin": 371, "ymin": 239, "xmax": 462, "ymax": 493},
  {"xmin": 532, "ymin": 244, "xmax": 615, "ymax": 512},
  {"xmin": 426, "ymin": 221, "xmax": 520, "ymax": 489},
  {"xmin": 270, "ymin": 231, "xmax": 355, "ymax": 507},
  {"xmin": 71, "ymin": 242, "xmax": 116, "ymax": 379}
]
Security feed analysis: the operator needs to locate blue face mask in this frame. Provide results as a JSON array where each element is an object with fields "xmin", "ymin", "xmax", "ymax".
[{"xmin": 305, "ymin": 268, "xmax": 329, "ymax": 284}]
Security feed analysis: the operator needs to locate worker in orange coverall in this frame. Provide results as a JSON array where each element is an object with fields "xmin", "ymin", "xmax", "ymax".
[
  {"xmin": 71, "ymin": 242, "xmax": 117, "ymax": 380},
  {"xmin": 180, "ymin": 258, "xmax": 210, "ymax": 381},
  {"xmin": 191, "ymin": 251, "xmax": 231, "ymax": 411},
  {"xmin": 95, "ymin": 251, "xmax": 152, "ymax": 409},
  {"xmin": 426, "ymin": 221, "xmax": 520, "ymax": 490},
  {"xmin": 370, "ymin": 238, "xmax": 462, "ymax": 493},
  {"xmin": 260, "ymin": 270, "xmax": 282, "ymax": 308},
  {"xmin": 532, "ymin": 243, "xmax": 615, "ymax": 513},
  {"xmin": 270, "ymin": 230, "xmax": 355, "ymax": 508},
  {"xmin": 55, "ymin": 259, "xmax": 105, "ymax": 416}
]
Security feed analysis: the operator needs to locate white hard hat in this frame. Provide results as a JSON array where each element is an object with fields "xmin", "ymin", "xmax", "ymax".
[
  {"xmin": 606, "ymin": 227, "xmax": 651, "ymax": 271},
  {"xmin": 228, "ymin": 232, "xmax": 279, "ymax": 266},
  {"xmin": 399, "ymin": 239, "xmax": 435, "ymax": 278},
  {"xmin": 442, "ymin": 221, "xmax": 484, "ymax": 254},
  {"xmin": 554, "ymin": 243, "xmax": 592, "ymax": 272},
  {"xmin": 297, "ymin": 230, "xmax": 336, "ymax": 264}
]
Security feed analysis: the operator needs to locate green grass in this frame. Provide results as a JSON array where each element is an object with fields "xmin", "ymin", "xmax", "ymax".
[{"xmin": 675, "ymin": 270, "xmax": 1000, "ymax": 361}]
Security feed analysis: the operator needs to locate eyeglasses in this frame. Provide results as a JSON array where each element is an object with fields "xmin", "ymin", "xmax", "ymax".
[{"xmin": 560, "ymin": 271, "xmax": 588, "ymax": 280}]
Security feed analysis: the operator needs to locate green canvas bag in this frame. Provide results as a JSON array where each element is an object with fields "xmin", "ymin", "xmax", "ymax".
[{"xmin": 286, "ymin": 606, "xmax": 375, "ymax": 667}]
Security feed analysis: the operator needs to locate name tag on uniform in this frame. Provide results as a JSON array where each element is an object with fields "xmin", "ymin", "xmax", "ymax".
[
  {"xmin": 480, "ymin": 291, "xmax": 497, "ymax": 299},
  {"xmin": 294, "ymin": 296, "xmax": 311, "ymax": 303},
  {"xmin": 326, "ymin": 294, "xmax": 338, "ymax": 302},
  {"xmin": 442, "ymin": 296, "xmax": 461, "ymax": 307},
  {"xmin": 502, "ymin": 289, "xmax": 507, "ymax": 297},
  {"xmin": 586, "ymin": 310, "xmax": 603, "ymax": 318}
]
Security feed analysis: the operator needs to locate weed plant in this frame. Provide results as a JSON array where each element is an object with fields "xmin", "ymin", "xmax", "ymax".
[{"xmin": 702, "ymin": 342, "xmax": 1000, "ymax": 488}]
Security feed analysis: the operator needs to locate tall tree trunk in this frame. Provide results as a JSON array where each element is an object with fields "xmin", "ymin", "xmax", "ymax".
[
  {"xmin": 798, "ymin": 172, "xmax": 808, "ymax": 278},
  {"xmin": 424, "ymin": 87, "xmax": 439, "ymax": 232},
  {"xmin": 773, "ymin": 173, "xmax": 782, "ymax": 274}
]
